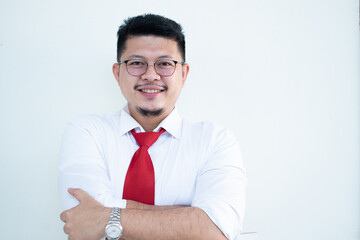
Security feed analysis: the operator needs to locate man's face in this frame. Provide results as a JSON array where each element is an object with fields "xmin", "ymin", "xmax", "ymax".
[{"xmin": 113, "ymin": 36, "xmax": 189, "ymax": 119}]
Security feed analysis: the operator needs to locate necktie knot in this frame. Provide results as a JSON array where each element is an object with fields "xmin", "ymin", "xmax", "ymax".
[{"xmin": 131, "ymin": 129, "xmax": 165, "ymax": 148}]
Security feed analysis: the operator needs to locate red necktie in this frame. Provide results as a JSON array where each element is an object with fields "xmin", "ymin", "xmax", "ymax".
[{"xmin": 122, "ymin": 128, "xmax": 166, "ymax": 205}]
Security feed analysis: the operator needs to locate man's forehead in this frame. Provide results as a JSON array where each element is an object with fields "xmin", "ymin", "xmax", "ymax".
[
  {"xmin": 126, "ymin": 54, "xmax": 175, "ymax": 59},
  {"xmin": 122, "ymin": 36, "xmax": 181, "ymax": 59}
]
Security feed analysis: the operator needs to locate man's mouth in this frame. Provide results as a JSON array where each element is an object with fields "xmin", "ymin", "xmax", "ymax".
[
  {"xmin": 134, "ymin": 84, "xmax": 168, "ymax": 93},
  {"xmin": 140, "ymin": 89, "xmax": 163, "ymax": 93}
]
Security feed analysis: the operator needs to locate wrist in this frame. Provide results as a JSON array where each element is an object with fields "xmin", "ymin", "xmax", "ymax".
[{"xmin": 103, "ymin": 207, "xmax": 112, "ymax": 224}]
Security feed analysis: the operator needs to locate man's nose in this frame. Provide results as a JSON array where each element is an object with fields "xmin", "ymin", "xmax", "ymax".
[{"xmin": 141, "ymin": 64, "xmax": 161, "ymax": 81}]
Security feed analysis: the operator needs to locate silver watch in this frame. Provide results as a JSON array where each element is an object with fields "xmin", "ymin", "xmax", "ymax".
[{"xmin": 105, "ymin": 207, "xmax": 123, "ymax": 240}]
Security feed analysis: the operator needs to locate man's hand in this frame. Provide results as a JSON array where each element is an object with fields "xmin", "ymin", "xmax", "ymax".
[{"xmin": 60, "ymin": 188, "xmax": 111, "ymax": 240}]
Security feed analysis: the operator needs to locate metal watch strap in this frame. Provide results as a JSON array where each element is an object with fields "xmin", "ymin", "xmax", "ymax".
[{"xmin": 109, "ymin": 207, "xmax": 121, "ymax": 224}]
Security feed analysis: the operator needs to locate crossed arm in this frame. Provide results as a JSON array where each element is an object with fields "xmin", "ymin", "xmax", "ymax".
[
  {"xmin": 60, "ymin": 188, "xmax": 227, "ymax": 240},
  {"xmin": 59, "ymin": 119, "xmax": 246, "ymax": 240}
]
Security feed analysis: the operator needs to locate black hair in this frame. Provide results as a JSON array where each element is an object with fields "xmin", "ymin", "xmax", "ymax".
[{"xmin": 116, "ymin": 14, "xmax": 185, "ymax": 62}]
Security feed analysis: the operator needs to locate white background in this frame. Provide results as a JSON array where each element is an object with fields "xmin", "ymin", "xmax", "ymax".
[{"xmin": 0, "ymin": 0, "xmax": 359, "ymax": 239}]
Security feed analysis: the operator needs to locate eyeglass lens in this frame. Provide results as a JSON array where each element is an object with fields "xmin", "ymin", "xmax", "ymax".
[{"xmin": 126, "ymin": 59, "xmax": 177, "ymax": 76}]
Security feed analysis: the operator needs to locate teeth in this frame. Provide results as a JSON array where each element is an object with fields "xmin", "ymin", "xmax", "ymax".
[{"xmin": 141, "ymin": 89, "xmax": 161, "ymax": 93}]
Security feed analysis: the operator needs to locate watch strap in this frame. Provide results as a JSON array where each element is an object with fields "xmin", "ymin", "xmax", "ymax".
[{"xmin": 109, "ymin": 207, "xmax": 121, "ymax": 224}]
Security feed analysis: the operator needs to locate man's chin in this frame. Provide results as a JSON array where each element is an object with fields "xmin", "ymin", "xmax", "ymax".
[{"xmin": 136, "ymin": 107, "xmax": 163, "ymax": 117}]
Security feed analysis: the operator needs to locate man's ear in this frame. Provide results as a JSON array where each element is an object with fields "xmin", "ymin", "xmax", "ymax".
[
  {"xmin": 181, "ymin": 64, "xmax": 190, "ymax": 86},
  {"xmin": 112, "ymin": 63, "xmax": 120, "ymax": 85}
]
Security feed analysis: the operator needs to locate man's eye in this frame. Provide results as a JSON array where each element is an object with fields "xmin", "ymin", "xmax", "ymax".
[
  {"xmin": 129, "ymin": 61, "xmax": 145, "ymax": 66},
  {"xmin": 157, "ymin": 61, "xmax": 173, "ymax": 67}
]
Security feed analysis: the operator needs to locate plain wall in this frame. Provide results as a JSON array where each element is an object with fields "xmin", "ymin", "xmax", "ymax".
[{"xmin": 0, "ymin": 0, "xmax": 359, "ymax": 239}]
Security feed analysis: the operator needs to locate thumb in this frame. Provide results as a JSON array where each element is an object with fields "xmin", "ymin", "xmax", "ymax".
[{"xmin": 68, "ymin": 188, "xmax": 90, "ymax": 202}]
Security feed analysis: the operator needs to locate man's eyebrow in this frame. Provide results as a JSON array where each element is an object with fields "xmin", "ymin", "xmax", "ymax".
[
  {"xmin": 158, "ymin": 55, "xmax": 173, "ymax": 59},
  {"xmin": 127, "ymin": 54, "xmax": 145, "ymax": 59}
]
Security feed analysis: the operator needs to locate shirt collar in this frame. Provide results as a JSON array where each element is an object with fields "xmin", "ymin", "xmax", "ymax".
[
  {"xmin": 118, "ymin": 105, "xmax": 182, "ymax": 139},
  {"xmin": 155, "ymin": 107, "xmax": 182, "ymax": 140}
]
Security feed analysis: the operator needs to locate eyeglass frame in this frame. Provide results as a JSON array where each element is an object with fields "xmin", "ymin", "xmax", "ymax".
[{"xmin": 117, "ymin": 59, "xmax": 187, "ymax": 77}]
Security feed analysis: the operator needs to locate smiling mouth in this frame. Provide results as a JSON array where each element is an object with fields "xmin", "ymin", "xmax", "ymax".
[
  {"xmin": 134, "ymin": 83, "xmax": 168, "ymax": 93},
  {"xmin": 140, "ymin": 89, "xmax": 163, "ymax": 93}
]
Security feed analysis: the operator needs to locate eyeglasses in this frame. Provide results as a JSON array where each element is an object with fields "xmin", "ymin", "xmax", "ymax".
[{"xmin": 118, "ymin": 59, "xmax": 186, "ymax": 77}]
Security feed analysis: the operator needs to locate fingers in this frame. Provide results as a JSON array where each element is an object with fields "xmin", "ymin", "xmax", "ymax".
[
  {"xmin": 63, "ymin": 223, "xmax": 70, "ymax": 234},
  {"xmin": 60, "ymin": 211, "xmax": 67, "ymax": 223},
  {"xmin": 68, "ymin": 188, "xmax": 90, "ymax": 202},
  {"xmin": 61, "ymin": 211, "xmax": 72, "ymax": 237}
]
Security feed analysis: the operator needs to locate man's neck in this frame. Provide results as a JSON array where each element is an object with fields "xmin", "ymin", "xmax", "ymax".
[
  {"xmin": 135, "ymin": 115, "xmax": 164, "ymax": 132},
  {"xmin": 128, "ymin": 105, "xmax": 172, "ymax": 132}
]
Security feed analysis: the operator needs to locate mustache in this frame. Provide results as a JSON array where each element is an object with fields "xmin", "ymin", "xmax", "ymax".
[{"xmin": 134, "ymin": 83, "xmax": 168, "ymax": 91}]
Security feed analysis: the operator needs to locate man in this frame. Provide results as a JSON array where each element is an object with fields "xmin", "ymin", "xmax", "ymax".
[{"xmin": 59, "ymin": 14, "xmax": 246, "ymax": 240}]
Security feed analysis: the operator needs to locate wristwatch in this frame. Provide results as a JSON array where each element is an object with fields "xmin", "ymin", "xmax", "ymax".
[{"xmin": 105, "ymin": 207, "xmax": 123, "ymax": 240}]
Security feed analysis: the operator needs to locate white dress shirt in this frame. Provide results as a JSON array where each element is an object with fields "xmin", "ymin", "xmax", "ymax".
[{"xmin": 58, "ymin": 106, "xmax": 247, "ymax": 240}]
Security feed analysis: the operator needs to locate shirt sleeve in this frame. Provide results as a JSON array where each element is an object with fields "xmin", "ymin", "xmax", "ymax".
[
  {"xmin": 58, "ymin": 116, "xmax": 127, "ymax": 210},
  {"xmin": 191, "ymin": 126, "xmax": 247, "ymax": 240}
]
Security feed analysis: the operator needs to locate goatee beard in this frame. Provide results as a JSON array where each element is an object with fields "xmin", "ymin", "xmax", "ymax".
[{"xmin": 136, "ymin": 107, "xmax": 163, "ymax": 117}]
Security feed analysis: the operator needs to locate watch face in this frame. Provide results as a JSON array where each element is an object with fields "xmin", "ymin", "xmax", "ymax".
[{"xmin": 106, "ymin": 224, "xmax": 123, "ymax": 238}]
